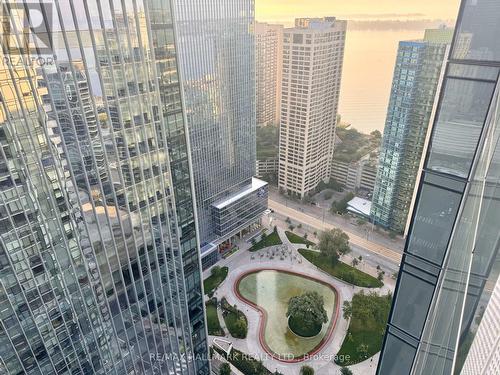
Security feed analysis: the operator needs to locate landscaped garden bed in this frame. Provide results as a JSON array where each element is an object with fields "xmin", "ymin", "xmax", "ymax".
[
  {"xmin": 299, "ymin": 249, "xmax": 382, "ymax": 288},
  {"xmin": 205, "ymin": 298, "xmax": 224, "ymax": 336},
  {"xmin": 213, "ymin": 346, "xmax": 273, "ymax": 375},
  {"xmin": 285, "ymin": 230, "xmax": 315, "ymax": 247},
  {"xmin": 203, "ymin": 266, "xmax": 228, "ymax": 296},
  {"xmin": 335, "ymin": 291, "xmax": 392, "ymax": 365},
  {"xmin": 249, "ymin": 230, "xmax": 282, "ymax": 252},
  {"xmin": 221, "ymin": 298, "xmax": 248, "ymax": 339}
]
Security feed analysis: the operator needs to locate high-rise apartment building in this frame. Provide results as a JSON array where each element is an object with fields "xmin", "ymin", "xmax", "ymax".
[
  {"xmin": 278, "ymin": 17, "xmax": 346, "ymax": 198},
  {"xmin": 377, "ymin": 0, "xmax": 500, "ymax": 373},
  {"xmin": 255, "ymin": 22, "xmax": 283, "ymax": 127},
  {"xmin": 173, "ymin": 0, "xmax": 268, "ymax": 269},
  {"xmin": 0, "ymin": 1, "xmax": 208, "ymax": 374},
  {"xmin": 370, "ymin": 28, "xmax": 452, "ymax": 233}
]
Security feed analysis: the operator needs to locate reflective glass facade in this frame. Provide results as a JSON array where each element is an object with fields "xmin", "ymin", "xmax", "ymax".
[
  {"xmin": 173, "ymin": 0, "xmax": 263, "ymax": 249},
  {"xmin": 377, "ymin": 1, "xmax": 500, "ymax": 374},
  {"xmin": 371, "ymin": 31, "xmax": 451, "ymax": 234},
  {"xmin": 1, "ymin": 1, "xmax": 208, "ymax": 374}
]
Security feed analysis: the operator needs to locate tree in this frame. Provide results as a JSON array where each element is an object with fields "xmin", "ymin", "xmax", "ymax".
[
  {"xmin": 330, "ymin": 192, "xmax": 354, "ymax": 214},
  {"xmin": 287, "ymin": 292, "xmax": 328, "ymax": 332},
  {"xmin": 340, "ymin": 367, "xmax": 353, "ymax": 375},
  {"xmin": 219, "ymin": 363, "xmax": 231, "ymax": 375},
  {"xmin": 377, "ymin": 271, "xmax": 385, "ymax": 282},
  {"xmin": 342, "ymin": 300, "xmax": 352, "ymax": 320},
  {"xmin": 261, "ymin": 232, "xmax": 268, "ymax": 240},
  {"xmin": 234, "ymin": 316, "xmax": 248, "ymax": 338},
  {"xmin": 351, "ymin": 258, "xmax": 359, "ymax": 267},
  {"xmin": 303, "ymin": 233, "xmax": 308, "ymax": 241},
  {"xmin": 289, "ymin": 225, "xmax": 295, "ymax": 231},
  {"xmin": 297, "ymin": 223, "xmax": 302, "ymax": 229},
  {"xmin": 370, "ymin": 130, "xmax": 382, "ymax": 139},
  {"xmin": 318, "ymin": 228, "xmax": 351, "ymax": 264},
  {"xmin": 300, "ymin": 365, "xmax": 314, "ymax": 375}
]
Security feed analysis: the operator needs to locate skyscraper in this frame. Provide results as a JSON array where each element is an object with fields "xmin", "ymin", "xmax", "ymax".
[
  {"xmin": 377, "ymin": 0, "xmax": 500, "ymax": 373},
  {"xmin": 173, "ymin": 0, "xmax": 268, "ymax": 269},
  {"xmin": 255, "ymin": 22, "xmax": 283, "ymax": 127},
  {"xmin": 1, "ymin": 1, "xmax": 208, "ymax": 374},
  {"xmin": 278, "ymin": 17, "xmax": 346, "ymax": 198},
  {"xmin": 370, "ymin": 28, "xmax": 452, "ymax": 234}
]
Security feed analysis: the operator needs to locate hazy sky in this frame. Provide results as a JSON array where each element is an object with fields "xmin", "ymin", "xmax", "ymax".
[
  {"xmin": 256, "ymin": 0, "xmax": 460, "ymax": 24},
  {"xmin": 255, "ymin": 0, "xmax": 461, "ymax": 133}
]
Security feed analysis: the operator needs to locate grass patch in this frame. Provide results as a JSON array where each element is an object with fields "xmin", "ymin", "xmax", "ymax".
[
  {"xmin": 221, "ymin": 298, "xmax": 248, "ymax": 339},
  {"xmin": 203, "ymin": 266, "xmax": 228, "ymax": 295},
  {"xmin": 336, "ymin": 292, "xmax": 392, "ymax": 366},
  {"xmin": 213, "ymin": 346, "xmax": 272, "ymax": 375},
  {"xmin": 285, "ymin": 231, "xmax": 315, "ymax": 247},
  {"xmin": 205, "ymin": 299, "xmax": 224, "ymax": 336},
  {"xmin": 249, "ymin": 230, "xmax": 282, "ymax": 252},
  {"xmin": 298, "ymin": 249, "xmax": 383, "ymax": 288}
]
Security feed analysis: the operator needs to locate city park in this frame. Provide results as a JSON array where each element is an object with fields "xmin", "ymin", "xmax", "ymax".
[{"xmin": 204, "ymin": 214, "xmax": 394, "ymax": 375}]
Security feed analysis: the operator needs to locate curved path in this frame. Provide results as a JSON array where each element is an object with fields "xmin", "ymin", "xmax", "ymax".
[{"xmin": 208, "ymin": 227, "xmax": 394, "ymax": 374}]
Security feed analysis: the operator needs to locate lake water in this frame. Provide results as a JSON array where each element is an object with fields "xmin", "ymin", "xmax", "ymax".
[{"xmin": 339, "ymin": 28, "xmax": 424, "ymax": 133}]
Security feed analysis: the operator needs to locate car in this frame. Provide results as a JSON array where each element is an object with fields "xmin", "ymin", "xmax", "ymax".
[{"xmin": 263, "ymin": 209, "xmax": 272, "ymax": 215}]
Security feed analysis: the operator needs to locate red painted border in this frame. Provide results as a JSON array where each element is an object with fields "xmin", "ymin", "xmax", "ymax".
[{"xmin": 233, "ymin": 268, "xmax": 341, "ymax": 363}]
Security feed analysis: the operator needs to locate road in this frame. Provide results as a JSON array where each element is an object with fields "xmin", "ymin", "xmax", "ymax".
[{"xmin": 268, "ymin": 199, "xmax": 403, "ymax": 264}]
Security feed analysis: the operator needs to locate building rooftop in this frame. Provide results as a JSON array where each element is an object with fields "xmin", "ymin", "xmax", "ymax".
[
  {"xmin": 347, "ymin": 197, "xmax": 372, "ymax": 218},
  {"xmin": 212, "ymin": 177, "xmax": 268, "ymax": 210}
]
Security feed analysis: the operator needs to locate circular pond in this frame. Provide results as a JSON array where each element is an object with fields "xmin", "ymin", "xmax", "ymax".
[{"xmin": 235, "ymin": 269, "xmax": 338, "ymax": 362}]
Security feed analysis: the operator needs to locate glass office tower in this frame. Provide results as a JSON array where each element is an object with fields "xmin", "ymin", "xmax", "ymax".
[
  {"xmin": 371, "ymin": 29, "xmax": 452, "ymax": 234},
  {"xmin": 377, "ymin": 0, "xmax": 500, "ymax": 374},
  {"xmin": 173, "ymin": 0, "xmax": 268, "ymax": 268},
  {"xmin": 1, "ymin": 1, "xmax": 208, "ymax": 374}
]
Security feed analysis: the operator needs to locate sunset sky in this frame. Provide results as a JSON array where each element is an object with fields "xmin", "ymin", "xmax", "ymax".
[{"xmin": 256, "ymin": 0, "xmax": 460, "ymax": 24}]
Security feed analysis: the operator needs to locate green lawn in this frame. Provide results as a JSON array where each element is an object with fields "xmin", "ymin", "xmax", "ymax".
[
  {"xmin": 335, "ymin": 292, "xmax": 392, "ymax": 366},
  {"xmin": 205, "ymin": 299, "xmax": 224, "ymax": 336},
  {"xmin": 285, "ymin": 231, "xmax": 315, "ymax": 247},
  {"xmin": 203, "ymin": 267, "xmax": 228, "ymax": 295},
  {"xmin": 298, "ymin": 249, "xmax": 383, "ymax": 288},
  {"xmin": 249, "ymin": 231, "xmax": 282, "ymax": 252}
]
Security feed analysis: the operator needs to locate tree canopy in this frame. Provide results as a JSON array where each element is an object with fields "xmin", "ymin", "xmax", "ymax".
[
  {"xmin": 318, "ymin": 228, "xmax": 351, "ymax": 264},
  {"xmin": 287, "ymin": 292, "xmax": 328, "ymax": 331}
]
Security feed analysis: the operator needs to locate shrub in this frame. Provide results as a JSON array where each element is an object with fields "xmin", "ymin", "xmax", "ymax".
[
  {"xmin": 300, "ymin": 366, "xmax": 314, "ymax": 375},
  {"xmin": 219, "ymin": 363, "xmax": 231, "ymax": 375}
]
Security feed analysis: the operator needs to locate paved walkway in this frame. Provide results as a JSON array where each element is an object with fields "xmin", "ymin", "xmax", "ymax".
[{"xmin": 207, "ymin": 226, "xmax": 395, "ymax": 375}]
